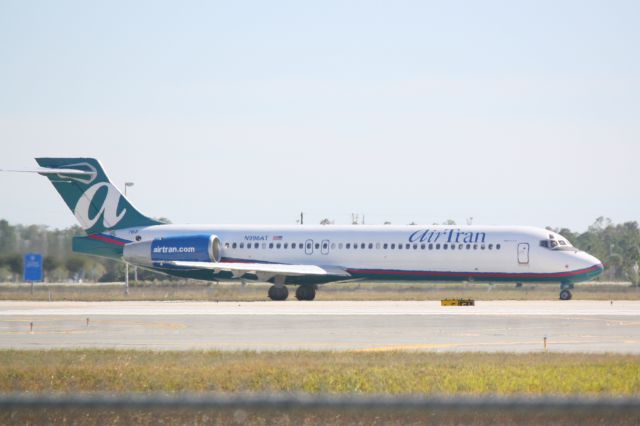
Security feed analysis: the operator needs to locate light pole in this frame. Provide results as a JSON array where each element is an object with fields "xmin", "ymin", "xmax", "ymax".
[{"xmin": 124, "ymin": 182, "xmax": 135, "ymax": 294}]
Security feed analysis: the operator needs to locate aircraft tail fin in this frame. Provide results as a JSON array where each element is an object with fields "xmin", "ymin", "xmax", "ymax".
[{"xmin": 35, "ymin": 157, "xmax": 161, "ymax": 234}]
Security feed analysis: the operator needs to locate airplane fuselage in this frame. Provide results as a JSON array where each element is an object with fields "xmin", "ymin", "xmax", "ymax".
[{"xmin": 100, "ymin": 224, "xmax": 603, "ymax": 285}]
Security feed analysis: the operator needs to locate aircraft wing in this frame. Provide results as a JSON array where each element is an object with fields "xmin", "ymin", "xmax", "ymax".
[{"xmin": 163, "ymin": 261, "xmax": 351, "ymax": 280}]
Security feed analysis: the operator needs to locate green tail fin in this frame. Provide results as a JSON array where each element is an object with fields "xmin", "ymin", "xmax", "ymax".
[{"xmin": 35, "ymin": 158, "xmax": 161, "ymax": 234}]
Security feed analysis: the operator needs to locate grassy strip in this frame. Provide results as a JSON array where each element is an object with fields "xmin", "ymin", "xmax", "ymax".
[
  {"xmin": 0, "ymin": 350, "xmax": 638, "ymax": 396},
  {"xmin": 1, "ymin": 281, "xmax": 639, "ymax": 301}
]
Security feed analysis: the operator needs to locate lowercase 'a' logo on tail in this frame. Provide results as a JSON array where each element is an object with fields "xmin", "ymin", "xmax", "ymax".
[{"xmin": 74, "ymin": 182, "xmax": 127, "ymax": 230}]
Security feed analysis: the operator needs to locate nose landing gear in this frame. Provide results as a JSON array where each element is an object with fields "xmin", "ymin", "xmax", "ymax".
[{"xmin": 559, "ymin": 282, "xmax": 574, "ymax": 301}]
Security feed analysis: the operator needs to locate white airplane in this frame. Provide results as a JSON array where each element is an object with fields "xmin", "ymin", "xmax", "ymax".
[{"xmin": 5, "ymin": 158, "xmax": 603, "ymax": 301}]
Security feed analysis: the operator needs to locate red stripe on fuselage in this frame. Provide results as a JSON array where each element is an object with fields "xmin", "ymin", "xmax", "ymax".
[
  {"xmin": 88, "ymin": 234, "xmax": 127, "ymax": 246},
  {"xmin": 346, "ymin": 264, "xmax": 603, "ymax": 279}
]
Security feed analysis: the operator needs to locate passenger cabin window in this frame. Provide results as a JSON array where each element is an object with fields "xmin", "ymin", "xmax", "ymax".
[
  {"xmin": 254, "ymin": 243, "xmax": 259, "ymax": 249},
  {"xmin": 269, "ymin": 243, "xmax": 274, "ymax": 249},
  {"xmin": 291, "ymin": 243, "xmax": 296, "ymax": 249},
  {"xmin": 232, "ymin": 243, "xmax": 237, "ymax": 249},
  {"xmin": 391, "ymin": 244, "xmax": 396, "ymax": 249},
  {"xmin": 383, "ymin": 243, "xmax": 388, "ymax": 249},
  {"xmin": 346, "ymin": 243, "xmax": 351, "ymax": 249}
]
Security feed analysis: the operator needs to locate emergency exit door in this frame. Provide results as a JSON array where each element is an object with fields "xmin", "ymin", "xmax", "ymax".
[{"xmin": 517, "ymin": 243, "xmax": 529, "ymax": 264}]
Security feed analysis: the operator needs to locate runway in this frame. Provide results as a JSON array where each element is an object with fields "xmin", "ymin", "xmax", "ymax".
[{"xmin": 1, "ymin": 301, "xmax": 639, "ymax": 352}]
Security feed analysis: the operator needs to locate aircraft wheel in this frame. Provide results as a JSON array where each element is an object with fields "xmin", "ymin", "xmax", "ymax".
[
  {"xmin": 559, "ymin": 289, "xmax": 572, "ymax": 301},
  {"xmin": 268, "ymin": 285, "xmax": 289, "ymax": 301},
  {"xmin": 295, "ymin": 286, "xmax": 316, "ymax": 301}
]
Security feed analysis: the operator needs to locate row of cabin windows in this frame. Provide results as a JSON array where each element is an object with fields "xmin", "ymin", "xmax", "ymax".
[{"xmin": 225, "ymin": 241, "xmax": 502, "ymax": 251}]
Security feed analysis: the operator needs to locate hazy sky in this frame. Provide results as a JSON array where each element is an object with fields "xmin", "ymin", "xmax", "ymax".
[{"xmin": 1, "ymin": 1, "xmax": 638, "ymax": 231}]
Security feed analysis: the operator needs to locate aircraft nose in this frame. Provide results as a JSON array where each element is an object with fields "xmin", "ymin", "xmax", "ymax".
[{"xmin": 585, "ymin": 254, "xmax": 604, "ymax": 277}]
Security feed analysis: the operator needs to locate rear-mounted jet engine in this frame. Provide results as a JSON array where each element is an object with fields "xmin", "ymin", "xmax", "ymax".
[{"xmin": 123, "ymin": 234, "xmax": 221, "ymax": 266}]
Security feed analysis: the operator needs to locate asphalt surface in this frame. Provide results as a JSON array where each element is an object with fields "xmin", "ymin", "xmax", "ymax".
[{"xmin": 1, "ymin": 301, "xmax": 639, "ymax": 352}]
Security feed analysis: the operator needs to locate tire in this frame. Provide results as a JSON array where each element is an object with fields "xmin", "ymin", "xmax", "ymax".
[
  {"xmin": 268, "ymin": 285, "xmax": 289, "ymax": 301},
  {"xmin": 295, "ymin": 286, "xmax": 316, "ymax": 301},
  {"xmin": 559, "ymin": 289, "xmax": 572, "ymax": 301}
]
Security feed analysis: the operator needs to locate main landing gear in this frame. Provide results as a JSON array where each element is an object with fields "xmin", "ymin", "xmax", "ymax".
[
  {"xmin": 559, "ymin": 282, "xmax": 574, "ymax": 301},
  {"xmin": 268, "ymin": 285, "xmax": 289, "ymax": 301},
  {"xmin": 295, "ymin": 285, "xmax": 316, "ymax": 301},
  {"xmin": 267, "ymin": 285, "xmax": 316, "ymax": 301}
]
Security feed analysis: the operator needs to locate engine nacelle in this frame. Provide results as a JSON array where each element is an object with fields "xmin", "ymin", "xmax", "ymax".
[{"xmin": 123, "ymin": 234, "xmax": 221, "ymax": 266}]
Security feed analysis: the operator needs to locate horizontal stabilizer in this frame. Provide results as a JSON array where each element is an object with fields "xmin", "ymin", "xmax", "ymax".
[{"xmin": 0, "ymin": 167, "xmax": 94, "ymax": 175}]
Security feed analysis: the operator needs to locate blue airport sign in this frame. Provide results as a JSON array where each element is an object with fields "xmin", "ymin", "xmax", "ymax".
[{"xmin": 23, "ymin": 253, "xmax": 43, "ymax": 282}]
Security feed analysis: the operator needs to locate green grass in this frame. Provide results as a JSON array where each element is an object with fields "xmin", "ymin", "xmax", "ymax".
[
  {"xmin": 0, "ymin": 350, "xmax": 638, "ymax": 396},
  {"xmin": 1, "ymin": 280, "xmax": 639, "ymax": 301}
]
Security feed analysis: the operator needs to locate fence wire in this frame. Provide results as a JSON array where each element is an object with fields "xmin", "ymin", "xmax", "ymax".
[{"xmin": 0, "ymin": 393, "xmax": 639, "ymax": 412}]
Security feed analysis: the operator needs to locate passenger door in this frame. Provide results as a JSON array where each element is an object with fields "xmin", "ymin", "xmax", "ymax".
[
  {"xmin": 305, "ymin": 239, "xmax": 314, "ymax": 255},
  {"xmin": 517, "ymin": 243, "xmax": 529, "ymax": 264}
]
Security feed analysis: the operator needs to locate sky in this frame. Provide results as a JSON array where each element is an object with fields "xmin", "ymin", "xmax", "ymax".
[{"xmin": 0, "ymin": 1, "xmax": 638, "ymax": 232}]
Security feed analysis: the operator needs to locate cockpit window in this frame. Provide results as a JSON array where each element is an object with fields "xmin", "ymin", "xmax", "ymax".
[{"xmin": 540, "ymin": 238, "xmax": 573, "ymax": 250}]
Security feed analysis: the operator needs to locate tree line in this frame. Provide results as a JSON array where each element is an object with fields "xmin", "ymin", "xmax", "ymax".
[{"xmin": 0, "ymin": 217, "xmax": 638, "ymax": 284}]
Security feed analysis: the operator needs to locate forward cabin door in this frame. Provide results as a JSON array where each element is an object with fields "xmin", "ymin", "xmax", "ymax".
[{"xmin": 517, "ymin": 243, "xmax": 529, "ymax": 264}]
